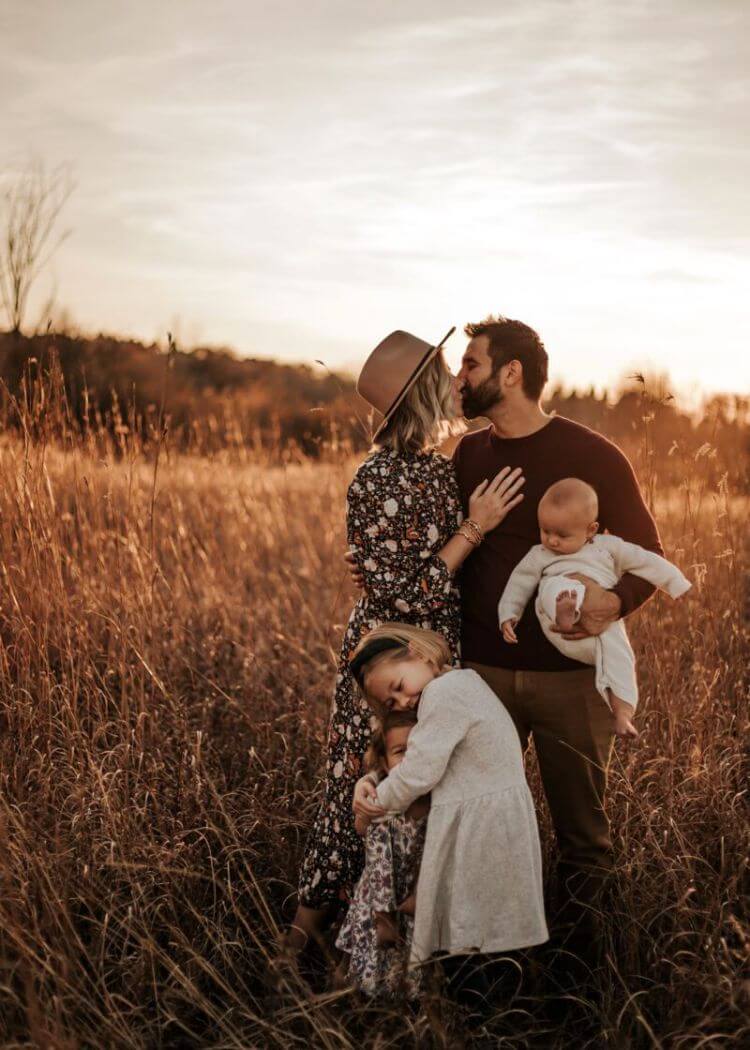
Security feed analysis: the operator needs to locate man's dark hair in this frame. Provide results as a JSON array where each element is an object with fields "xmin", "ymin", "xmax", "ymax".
[{"xmin": 464, "ymin": 315, "xmax": 548, "ymax": 400}]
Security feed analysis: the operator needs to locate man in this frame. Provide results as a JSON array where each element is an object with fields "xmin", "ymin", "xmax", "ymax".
[{"xmin": 452, "ymin": 315, "xmax": 663, "ymax": 965}]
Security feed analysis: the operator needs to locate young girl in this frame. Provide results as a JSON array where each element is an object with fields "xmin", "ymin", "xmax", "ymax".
[
  {"xmin": 335, "ymin": 710, "xmax": 430, "ymax": 999},
  {"xmin": 351, "ymin": 623, "xmax": 549, "ymax": 976}
]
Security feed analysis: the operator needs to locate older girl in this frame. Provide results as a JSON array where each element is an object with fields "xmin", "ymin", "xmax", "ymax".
[
  {"xmin": 352, "ymin": 623, "xmax": 549, "ymax": 969},
  {"xmin": 289, "ymin": 329, "xmax": 525, "ymax": 951}
]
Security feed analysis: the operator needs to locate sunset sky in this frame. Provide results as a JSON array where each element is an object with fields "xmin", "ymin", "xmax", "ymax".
[{"xmin": 1, "ymin": 0, "xmax": 748, "ymax": 398}]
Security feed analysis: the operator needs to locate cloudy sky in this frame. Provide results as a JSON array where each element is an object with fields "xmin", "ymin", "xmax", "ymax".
[{"xmin": 1, "ymin": 0, "xmax": 748, "ymax": 397}]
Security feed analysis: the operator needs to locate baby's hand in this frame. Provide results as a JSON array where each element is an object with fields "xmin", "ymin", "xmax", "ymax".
[{"xmin": 502, "ymin": 618, "xmax": 519, "ymax": 644}]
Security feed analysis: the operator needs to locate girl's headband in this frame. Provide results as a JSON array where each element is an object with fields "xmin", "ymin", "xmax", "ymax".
[{"xmin": 349, "ymin": 637, "xmax": 405, "ymax": 687}]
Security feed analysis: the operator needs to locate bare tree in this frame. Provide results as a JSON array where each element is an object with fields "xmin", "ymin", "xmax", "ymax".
[{"xmin": 0, "ymin": 160, "xmax": 73, "ymax": 334}]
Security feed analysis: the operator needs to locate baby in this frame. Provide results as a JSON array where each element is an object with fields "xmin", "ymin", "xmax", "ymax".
[{"xmin": 498, "ymin": 477, "xmax": 691, "ymax": 738}]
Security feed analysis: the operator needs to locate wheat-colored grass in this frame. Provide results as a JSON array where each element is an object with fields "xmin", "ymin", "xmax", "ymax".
[{"xmin": 0, "ymin": 367, "xmax": 747, "ymax": 1048}]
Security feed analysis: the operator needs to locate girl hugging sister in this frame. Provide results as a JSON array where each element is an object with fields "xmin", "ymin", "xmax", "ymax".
[{"xmin": 337, "ymin": 623, "xmax": 549, "ymax": 1001}]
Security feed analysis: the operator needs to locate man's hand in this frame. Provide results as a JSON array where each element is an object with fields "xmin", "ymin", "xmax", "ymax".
[
  {"xmin": 550, "ymin": 574, "xmax": 621, "ymax": 640},
  {"xmin": 344, "ymin": 550, "xmax": 365, "ymax": 590},
  {"xmin": 353, "ymin": 775, "xmax": 386, "ymax": 819},
  {"xmin": 501, "ymin": 618, "xmax": 518, "ymax": 644}
]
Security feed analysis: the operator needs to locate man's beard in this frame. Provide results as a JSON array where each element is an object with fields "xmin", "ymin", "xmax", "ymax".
[{"xmin": 461, "ymin": 374, "xmax": 503, "ymax": 419}]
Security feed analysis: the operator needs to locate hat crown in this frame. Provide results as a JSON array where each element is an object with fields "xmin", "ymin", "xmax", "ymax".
[{"xmin": 357, "ymin": 329, "xmax": 448, "ymax": 434}]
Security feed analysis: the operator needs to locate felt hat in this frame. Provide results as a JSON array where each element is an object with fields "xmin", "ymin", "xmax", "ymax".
[{"xmin": 357, "ymin": 326, "xmax": 455, "ymax": 439}]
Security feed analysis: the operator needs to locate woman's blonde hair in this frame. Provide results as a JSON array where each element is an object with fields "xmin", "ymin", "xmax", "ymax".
[
  {"xmin": 350, "ymin": 622, "xmax": 452, "ymax": 715},
  {"xmin": 364, "ymin": 709, "xmax": 418, "ymax": 776},
  {"xmin": 374, "ymin": 349, "xmax": 463, "ymax": 455}
]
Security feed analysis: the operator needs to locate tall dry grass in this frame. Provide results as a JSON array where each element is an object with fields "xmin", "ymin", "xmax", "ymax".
[{"xmin": 0, "ymin": 360, "xmax": 747, "ymax": 1048}]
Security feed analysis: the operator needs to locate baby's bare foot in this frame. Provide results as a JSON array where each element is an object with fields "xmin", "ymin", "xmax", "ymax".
[
  {"xmin": 373, "ymin": 911, "xmax": 400, "ymax": 946},
  {"xmin": 555, "ymin": 590, "xmax": 580, "ymax": 632},
  {"xmin": 614, "ymin": 716, "xmax": 639, "ymax": 740},
  {"xmin": 610, "ymin": 694, "xmax": 638, "ymax": 739}
]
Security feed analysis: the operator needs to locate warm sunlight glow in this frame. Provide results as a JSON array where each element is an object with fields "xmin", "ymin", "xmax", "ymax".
[{"xmin": 1, "ymin": 0, "xmax": 748, "ymax": 397}]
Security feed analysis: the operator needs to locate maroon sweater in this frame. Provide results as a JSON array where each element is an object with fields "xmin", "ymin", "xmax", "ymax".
[{"xmin": 452, "ymin": 416, "xmax": 664, "ymax": 671}]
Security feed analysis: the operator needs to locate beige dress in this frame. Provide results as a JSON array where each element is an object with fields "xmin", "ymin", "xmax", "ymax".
[{"xmin": 375, "ymin": 668, "xmax": 549, "ymax": 966}]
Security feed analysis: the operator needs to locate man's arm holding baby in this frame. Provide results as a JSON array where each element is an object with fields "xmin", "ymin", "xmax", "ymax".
[{"xmin": 556, "ymin": 437, "xmax": 664, "ymax": 641}]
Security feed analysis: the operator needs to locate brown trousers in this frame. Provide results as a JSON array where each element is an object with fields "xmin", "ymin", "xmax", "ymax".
[{"xmin": 466, "ymin": 662, "xmax": 615, "ymax": 878}]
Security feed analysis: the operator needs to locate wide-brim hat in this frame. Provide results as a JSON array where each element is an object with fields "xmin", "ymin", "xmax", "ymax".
[{"xmin": 357, "ymin": 326, "xmax": 455, "ymax": 440}]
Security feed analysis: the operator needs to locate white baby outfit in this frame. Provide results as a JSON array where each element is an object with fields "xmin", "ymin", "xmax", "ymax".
[
  {"xmin": 375, "ymin": 668, "xmax": 549, "ymax": 967},
  {"xmin": 497, "ymin": 534, "xmax": 691, "ymax": 709}
]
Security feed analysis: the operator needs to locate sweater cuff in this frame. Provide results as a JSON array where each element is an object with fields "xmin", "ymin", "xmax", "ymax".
[
  {"xmin": 668, "ymin": 576, "xmax": 692, "ymax": 600},
  {"xmin": 375, "ymin": 780, "xmax": 391, "ymax": 811}
]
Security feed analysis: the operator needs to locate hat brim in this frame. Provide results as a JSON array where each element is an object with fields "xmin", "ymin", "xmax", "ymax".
[{"xmin": 371, "ymin": 326, "xmax": 456, "ymax": 440}]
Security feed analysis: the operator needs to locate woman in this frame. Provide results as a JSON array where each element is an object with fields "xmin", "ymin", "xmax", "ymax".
[{"xmin": 288, "ymin": 328, "xmax": 525, "ymax": 951}]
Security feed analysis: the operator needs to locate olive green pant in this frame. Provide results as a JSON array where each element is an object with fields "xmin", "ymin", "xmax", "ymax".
[{"xmin": 466, "ymin": 662, "xmax": 615, "ymax": 879}]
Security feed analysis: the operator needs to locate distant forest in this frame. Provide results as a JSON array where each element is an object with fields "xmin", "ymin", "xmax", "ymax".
[{"xmin": 0, "ymin": 329, "xmax": 747, "ymax": 489}]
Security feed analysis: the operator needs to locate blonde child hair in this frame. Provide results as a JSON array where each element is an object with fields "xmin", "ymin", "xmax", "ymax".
[{"xmin": 350, "ymin": 623, "xmax": 452, "ymax": 717}]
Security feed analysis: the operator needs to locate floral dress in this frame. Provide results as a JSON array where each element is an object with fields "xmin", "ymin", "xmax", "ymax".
[
  {"xmin": 297, "ymin": 447, "xmax": 462, "ymax": 908},
  {"xmin": 335, "ymin": 812, "xmax": 427, "ymax": 998}
]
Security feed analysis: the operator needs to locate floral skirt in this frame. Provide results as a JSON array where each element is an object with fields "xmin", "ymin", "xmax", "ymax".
[{"xmin": 336, "ymin": 812, "xmax": 427, "ymax": 999}]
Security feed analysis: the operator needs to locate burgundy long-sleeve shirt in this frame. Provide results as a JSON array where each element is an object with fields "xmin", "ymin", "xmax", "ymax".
[{"xmin": 452, "ymin": 416, "xmax": 663, "ymax": 671}]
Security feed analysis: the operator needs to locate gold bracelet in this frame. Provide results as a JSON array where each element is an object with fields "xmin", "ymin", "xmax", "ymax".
[
  {"xmin": 458, "ymin": 523, "xmax": 481, "ymax": 546},
  {"xmin": 457, "ymin": 523, "xmax": 481, "ymax": 547},
  {"xmin": 457, "ymin": 520, "xmax": 481, "ymax": 546}
]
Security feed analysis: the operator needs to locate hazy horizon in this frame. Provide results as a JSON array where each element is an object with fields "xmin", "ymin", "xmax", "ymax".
[{"xmin": 1, "ymin": 0, "xmax": 748, "ymax": 398}]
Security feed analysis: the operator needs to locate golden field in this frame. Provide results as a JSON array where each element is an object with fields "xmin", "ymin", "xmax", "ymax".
[{"xmin": 0, "ymin": 367, "xmax": 747, "ymax": 1049}]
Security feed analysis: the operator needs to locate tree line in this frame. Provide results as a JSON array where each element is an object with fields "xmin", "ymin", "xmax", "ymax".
[{"xmin": 0, "ymin": 328, "xmax": 746, "ymax": 490}]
